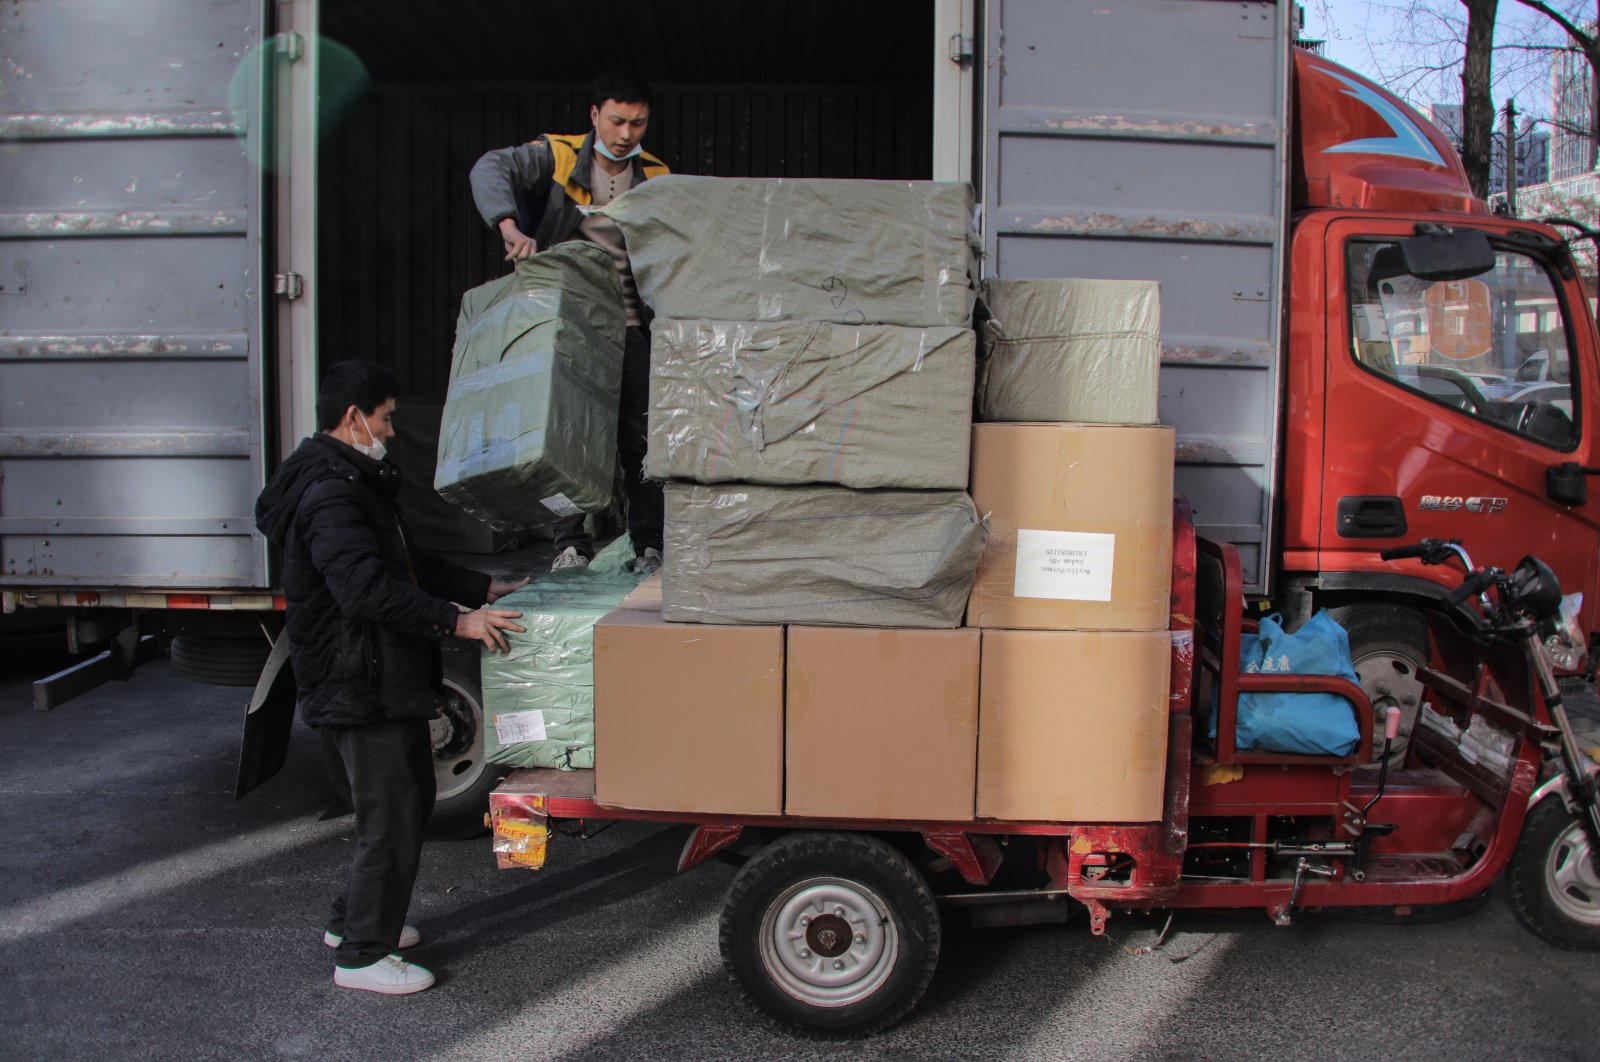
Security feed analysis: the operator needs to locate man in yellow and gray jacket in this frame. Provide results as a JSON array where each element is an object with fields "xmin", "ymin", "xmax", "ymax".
[{"xmin": 470, "ymin": 71, "xmax": 669, "ymax": 574}]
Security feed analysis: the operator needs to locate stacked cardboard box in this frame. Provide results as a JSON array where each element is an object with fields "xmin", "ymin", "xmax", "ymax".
[{"xmin": 967, "ymin": 279, "xmax": 1175, "ymax": 823}]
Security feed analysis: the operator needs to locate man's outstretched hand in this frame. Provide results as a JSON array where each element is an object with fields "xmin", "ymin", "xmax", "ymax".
[
  {"xmin": 487, "ymin": 576, "xmax": 530, "ymax": 604},
  {"xmin": 455, "ymin": 606, "xmax": 525, "ymax": 653},
  {"xmin": 499, "ymin": 218, "xmax": 537, "ymax": 261}
]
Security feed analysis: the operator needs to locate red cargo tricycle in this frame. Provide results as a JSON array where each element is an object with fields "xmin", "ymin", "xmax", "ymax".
[{"xmin": 487, "ymin": 504, "xmax": 1600, "ymax": 1037}]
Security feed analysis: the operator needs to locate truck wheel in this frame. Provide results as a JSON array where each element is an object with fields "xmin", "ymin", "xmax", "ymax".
[
  {"xmin": 1508, "ymin": 798, "xmax": 1600, "ymax": 950},
  {"xmin": 170, "ymin": 635, "xmax": 272, "ymax": 687},
  {"xmin": 719, "ymin": 832, "xmax": 941, "ymax": 1038},
  {"xmin": 1329, "ymin": 605, "xmax": 1427, "ymax": 764},
  {"xmin": 426, "ymin": 643, "xmax": 509, "ymax": 839}
]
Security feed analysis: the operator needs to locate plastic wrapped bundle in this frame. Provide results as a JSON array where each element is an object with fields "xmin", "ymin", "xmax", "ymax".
[
  {"xmin": 662, "ymin": 484, "xmax": 988, "ymax": 628},
  {"xmin": 435, "ymin": 242, "xmax": 626, "ymax": 531},
  {"xmin": 600, "ymin": 175, "xmax": 976, "ymax": 326},
  {"xmin": 481, "ymin": 538, "xmax": 641, "ymax": 770},
  {"xmin": 389, "ymin": 393, "xmax": 530, "ymax": 553},
  {"xmin": 977, "ymin": 278, "xmax": 1161, "ymax": 424},
  {"xmin": 648, "ymin": 319, "xmax": 975, "ymax": 489}
]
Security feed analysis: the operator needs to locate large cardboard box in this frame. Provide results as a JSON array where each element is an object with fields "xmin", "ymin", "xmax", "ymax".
[
  {"xmin": 967, "ymin": 423, "xmax": 1174, "ymax": 631},
  {"xmin": 977, "ymin": 629, "xmax": 1171, "ymax": 822},
  {"xmin": 786, "ymin": 627, "xmax": 979, "ymax": 821},
  {"xmin": 593, "ymin": 609, "xmax": 784, "ymax": 814}
]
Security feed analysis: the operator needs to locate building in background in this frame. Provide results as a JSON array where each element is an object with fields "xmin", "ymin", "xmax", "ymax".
[
  {"xmin": 1425, "ymin": 103, "xmax": 1549, "ymax": 193},
  {"xmin": 1550, "ymin": 28, "xmax": 1595, "ymax": 181}
]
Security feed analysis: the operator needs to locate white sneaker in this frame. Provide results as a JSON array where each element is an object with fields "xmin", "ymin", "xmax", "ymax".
[
  {"xmin": 333, "ymin": 954, "xmax": 435, "ymax": 995},
  {"xmin": 324, "ymin": 924, "xmax": 421, "ymax": 950},
  {"xmin": 551, "ymin": 546, "xmax": 591, "ymax": 571},
  {"xmin": 633, "ymin": 547, "xmax": 663, "ymax": 576}
]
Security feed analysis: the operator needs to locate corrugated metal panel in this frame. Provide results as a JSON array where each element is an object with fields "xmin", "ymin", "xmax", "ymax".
[
  {"xmin": 0, "ymin": 0, "xmax": 269, "ymax": 589},
  {"xmin": 317, "ymin": 82, "xmax": 932, "ymax": 394},
  {"xmin": 983, "ymin": 0, "xmax": 1291, "ymax": 594}
]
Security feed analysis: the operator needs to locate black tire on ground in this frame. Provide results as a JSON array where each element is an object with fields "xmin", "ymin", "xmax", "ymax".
[
  {"xmin": 719, "ymin": 832, "xmax": 942, "ymax": 1039},
  {"xmin": 1328, "ymin": 604, "xmax": 1429, "ymax": 764},
  {"xmin": 426, "ymin": 642, "xmax": 509, "ymax": 839},
  {"xmin": 169, "ymin": 635, "xmax": 272, "ymax": 687},
  {"xmin": 1507, "ymin": 797, "xmax": 1600, "ymax": 950},
  {"xmin": 314, "ymin": 642, "xmax": 509, "ymax": 839}
]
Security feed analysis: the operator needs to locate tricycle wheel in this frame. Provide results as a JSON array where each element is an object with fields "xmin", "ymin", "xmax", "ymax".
[
  {"xmin": 718, "ymin": 832, "xmax": 940, "ymax": 1038},
  {"xmin": 1508, "ymin": 798, "xmax": 1600, "ymax": 950}
]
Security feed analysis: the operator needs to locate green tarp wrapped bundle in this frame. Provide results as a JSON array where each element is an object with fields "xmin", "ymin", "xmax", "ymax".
[
  {"xmin": 662, "ymin": 484, "xmax": 987, "ymax": 628},
  {"xmin": 647, "ymin": 320, "xmax": 976, "ymax": 489},
  {"xmin": 481, "ymin": 537, "xmax": 641, "ymax": 770},
  {"xmin": 435, "ymin": 242, "xmax": 626, "ymax": 532},
  {"xmin": 600, "ymin": 175, "xmax": 976, "ymax": 327},
  {"xmin": 976, "ymin": 278, "xmax": 1162, "ymax": 424},
  {"xmin": 389, "ymin": 393, "xmax": 530, "ymax": 554}
]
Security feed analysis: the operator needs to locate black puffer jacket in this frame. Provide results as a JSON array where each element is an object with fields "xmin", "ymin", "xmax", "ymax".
[{"xmin": 255, "ymin": 434, "xmax": 491, "ymax": 728}]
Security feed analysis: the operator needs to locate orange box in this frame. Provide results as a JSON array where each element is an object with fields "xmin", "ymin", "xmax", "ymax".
[
  {"xmin": 593, "ymin": 608, "xmax": 784, "ymax": 814},
  {"xmin": 967, "ymin": 423, "xmax": 1174, "ymax": 631},
  {"xmin": 786, "ymin": 627, "xmax": 979, "ymax": 821},
  {"xmin": 977, "ymin": 629, "xmax": 1171, "ymax": 822}
]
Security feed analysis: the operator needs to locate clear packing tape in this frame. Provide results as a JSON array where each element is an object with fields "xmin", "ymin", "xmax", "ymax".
[
  {"xmin": 647, "ymin": 319, "xmax": 975, "ymax": 489},
  {"xmin": 435, "ymin": 242, "xmax": 626, "ymax": 531},
  {"xmin": 600, "ymin": 175, "xmax": 977, "ymax": 326}
]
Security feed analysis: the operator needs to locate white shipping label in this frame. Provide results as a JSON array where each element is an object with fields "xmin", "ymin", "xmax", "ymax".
[
  {"xmin": 540, "ymin": 493, "xmax": 584, "ymax": 518},
  {"xmin": 1013, "ymin": 529, "xmax": 1116, "ymax": 602},
  {"xmin": 494, "ymin": 710, "xmax": 548, "ymax": 745}
]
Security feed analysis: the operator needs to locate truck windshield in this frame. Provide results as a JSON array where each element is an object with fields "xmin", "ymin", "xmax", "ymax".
[{"xmin": 1346, "ymin": 240, "xmax": 1578, "ymax": 450}]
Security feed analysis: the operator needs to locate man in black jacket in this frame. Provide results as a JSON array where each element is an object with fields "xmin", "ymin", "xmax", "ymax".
[{"xmin": 255, "ymin": 360, "xmax": 526, "ymax": 995}]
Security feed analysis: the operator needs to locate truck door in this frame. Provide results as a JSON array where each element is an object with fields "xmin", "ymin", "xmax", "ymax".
[
  {"xmin": 1317, "ymin": 217, "xmax": 1600, "ymax": 612},
  {"xmin": 0, "ymin": 0, "xmax": 272, "ymax": 591}
]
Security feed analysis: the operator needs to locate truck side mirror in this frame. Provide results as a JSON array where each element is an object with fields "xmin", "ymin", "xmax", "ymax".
[
  {"xmin": 1547, "ymin": 461, "xmax": 1596, "ymax": 506},
  {"xmin": 1401, "ymin": 227, "xmax": 1495, "ymax": 281}
]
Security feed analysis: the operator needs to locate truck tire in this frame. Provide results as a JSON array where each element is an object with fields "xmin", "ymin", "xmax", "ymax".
[
  {"xmin": 170, "ymin": 635, "xmax": 272, "ymax": 687},
  {"xmin": 1328, "ymin": 604, "xmax": 1428, "ymax": 764},
  {"xmin": 316, "ymin": 643, "xmax": 509, "ymax": 840},
  {"xmin": 719, "ymin": 832, "xmax": 941, "ymax": 1039},
  {"xmin": 1507, "ymin": 798, "xmax": 1600, "ymax": 950}
]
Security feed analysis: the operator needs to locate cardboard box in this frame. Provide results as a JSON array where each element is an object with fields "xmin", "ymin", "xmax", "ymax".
[
  {"xmin": 967, "ymin": 423, "xmax": 1174, "ymax": 631},
  {"xmin": 617, "ymin": 571, "xmax": 662, "ymax": 611},
  {"xmin": 977, "ymin": 629, "xmax": 1171, "ymax": 822},
  {"xmin": 786, "ymin": 627, "xmax": 979, "ymax": 821},
  {"xmin": 592, "ymin": 609, "xmax": 784, "ymax": 814}
]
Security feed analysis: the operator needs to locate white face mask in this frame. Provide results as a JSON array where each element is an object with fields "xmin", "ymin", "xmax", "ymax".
[
  {"xmin": 594, "ymin": 134, "xmax": 642, "ymax": 162},
  {"xmin": 353, "ymin": 410, "xmax": 387, "ymax": 463}
]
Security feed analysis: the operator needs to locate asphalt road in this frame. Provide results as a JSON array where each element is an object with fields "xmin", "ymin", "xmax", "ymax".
[{"xmin": 3, "ymin": 645, "xmax": 1599, "ymax": 1062}]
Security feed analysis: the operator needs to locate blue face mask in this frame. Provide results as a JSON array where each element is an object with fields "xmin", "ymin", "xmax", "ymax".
[{"xmin": 593, "ymin": 134, "xmax": 642, "ymax": 162}]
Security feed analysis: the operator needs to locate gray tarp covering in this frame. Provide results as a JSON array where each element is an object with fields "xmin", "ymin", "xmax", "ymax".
[
  {"xmin": 600, "ymin": 175, "xmax": 976, "ymax": 326},
  {"xmin": 481, "ymin": 537, "xmax": 640, "ymax": 770},
  {"xmin": 435, "ymin": 242, "xmax": 626, "ymax": 531},
  {"xmin": 390, "ymin": 393, "xmax": 530, "ymax": 553},
  {"xmin": 977, "ymin": 278, "xmax": 1161, "ymax": 424},
  {"xmin": 662, "ymin": 484, "xmax": 987, "ymax": 628},
  {"xmin": 648, "ymin": 319, "xmax": 976, "ymax": 489}
]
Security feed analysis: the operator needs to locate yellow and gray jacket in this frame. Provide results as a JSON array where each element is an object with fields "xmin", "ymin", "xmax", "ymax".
[{"xmin": 470, "ymin": 130, "xmax": 669, "ymax": 250}]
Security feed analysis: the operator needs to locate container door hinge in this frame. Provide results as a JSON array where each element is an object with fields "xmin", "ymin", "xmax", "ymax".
[
  {"xmin": 274, "ymin": 31, "xmax": 304, "ymax": 62},
  {"xmin": 948, "ymin": 34, "xmax": 974, "ymax": 64},
  {"xmin": 274, "ymin": 272, "xmax": 304, "ymax": 300}
]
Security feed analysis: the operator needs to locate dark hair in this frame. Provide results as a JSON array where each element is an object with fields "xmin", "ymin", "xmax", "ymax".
[
  {"xmin": 591, "ymin": 71, "xmax": 653, "ymax": 110},
  {"xmin": 316, "ymin": 360, "xmax": 399, "ymax": 431}
]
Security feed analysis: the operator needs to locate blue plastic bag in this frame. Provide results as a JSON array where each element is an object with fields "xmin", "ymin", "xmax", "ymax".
[{"xmin": 1216, "ymin": 611, "xmax": 1362, "ymax": 756}]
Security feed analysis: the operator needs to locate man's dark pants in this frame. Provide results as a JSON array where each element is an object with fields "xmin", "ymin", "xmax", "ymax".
[
  {"xmin": 324, "ymin": 718, "xmax": 435, "ymax": 968},
  {"xmin": 553, "ymin": 325, "xmax": 663, "ymax": 558}
]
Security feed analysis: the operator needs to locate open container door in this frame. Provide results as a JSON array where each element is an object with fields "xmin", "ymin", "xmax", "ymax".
[
  {"xmin": 980, "ymin": 0, "xmax": 1292, "ymax": 594},
  {"xmin": 0, "ymin": 0, "xmax": 276, "ymax": 591}
]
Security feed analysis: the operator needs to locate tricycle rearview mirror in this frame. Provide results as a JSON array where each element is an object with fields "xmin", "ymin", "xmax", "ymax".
[{"xmin": 1400, "ymin": 227, "xmax": 1495, "ymax": 281}]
